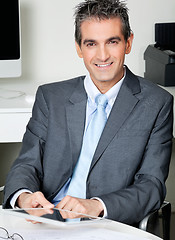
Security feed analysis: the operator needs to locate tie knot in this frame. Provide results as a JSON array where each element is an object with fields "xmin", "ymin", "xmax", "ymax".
[{"xmin": 95, "ymin": 94, "xmax": 108, "ymax": 108}]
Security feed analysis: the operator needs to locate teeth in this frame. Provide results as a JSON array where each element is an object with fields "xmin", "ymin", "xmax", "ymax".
[{"xmin": 96, "ymin": 63, "xmax": 112, "ymax": 67}]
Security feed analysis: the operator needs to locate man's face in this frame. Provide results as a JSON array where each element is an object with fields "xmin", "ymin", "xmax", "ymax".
[{"xmin": 76, "ymin": 17, "xmax": 133, "ymax": 91}]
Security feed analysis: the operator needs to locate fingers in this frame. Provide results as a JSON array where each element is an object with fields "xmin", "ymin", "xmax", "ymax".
[
  {"xmin": 17, "ymin": 192, "xmax": 54, "ymax": 220},
  {"xmin": 56, "ymin": 196, "xmax": 103, "ymax": 219},
  {"xmin": 57, "ymin": 196, "xmax": 85, "ymax": 219},
  {"xmin": 17, "ymin": 191, "xmax": 54, "ymax": 210},
  {"xmin": 17, "ymin": 191, "xmax": 54, "ymax": 224},
  {"xmin": 32, "ymin": 192, "xmax": 54, "ymax": 210},
  {"xmin": 27, "ymin": 207, "xmax": 54, "ymax": 217},
  {"xmin": 26, "ymin": 219, "xmax": 42, "ymax": 224}
]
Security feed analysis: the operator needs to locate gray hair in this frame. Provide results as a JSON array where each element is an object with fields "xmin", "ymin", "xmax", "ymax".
[{"xmin": 74, "ymin": 0, "xmax": 132, "ymax": 46}]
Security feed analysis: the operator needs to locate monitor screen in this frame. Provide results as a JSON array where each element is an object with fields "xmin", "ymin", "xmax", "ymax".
[{"xmin": 0, "ymin": 0, "xmax": 21, "ymax": 77}]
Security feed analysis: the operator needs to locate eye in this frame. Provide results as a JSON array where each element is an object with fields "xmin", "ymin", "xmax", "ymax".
[
  {"xmin": 108, "ymin": 40, "xmax": 118, "ymax": 45},
  {"xmin": 86, "ymin": 42, "xmax": 96, "ymax": 47}
]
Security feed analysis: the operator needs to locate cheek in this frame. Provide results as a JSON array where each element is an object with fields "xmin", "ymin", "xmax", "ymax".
[
  {"xmin": 82, "ymin": 51, "xmax": 94, "ymax": 65},
  {"xmin": 112, "ymin": 48, "xmax": 126, "ymax": 60},
  {"xmin": 83, "ymin": 59, "xmax": 93, "ymax": 73}
]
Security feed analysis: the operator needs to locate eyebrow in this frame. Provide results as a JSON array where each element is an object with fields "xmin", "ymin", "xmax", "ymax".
[
  {"xmin": 108, "ymin": 36, "xmax": 122, "ymax": 42},
  {"xmin": 83, "ymin": 39, "xmax": 96, "ymax": 45},
  {"xmin": 83, "ymin": 36, "xmax": 122, "ymax": 45}
]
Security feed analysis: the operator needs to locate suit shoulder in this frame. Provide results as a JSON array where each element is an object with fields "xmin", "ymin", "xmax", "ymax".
[
  {"xmin": 41, "ymin": 76, "xmax": 85, "ymax": 90},
  {"xmin": 37, "ymin": 76, "xmax": 85, "ymax": 97},
  {"xmin": 138, "ymin": 76, "xmax": 173, "ymax": 102}
]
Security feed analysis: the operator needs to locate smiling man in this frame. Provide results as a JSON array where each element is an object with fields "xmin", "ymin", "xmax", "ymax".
[{"xmin": 3, "ymin": 0, "xmax": 173, "ymax": 226}]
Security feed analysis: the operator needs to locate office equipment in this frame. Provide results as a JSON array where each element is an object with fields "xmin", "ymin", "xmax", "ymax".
[
  {"xmin": 144, "ymin": 23, "xmax": 175, "ymax": 86},
  {"xmin": 155, "ymin": 23, "xmax": 175, "ymax": 51},
  {"xmin": 144, "ymin": 45, "xmax": 175, "ymax": 86},
  {"xmin": 0, "ymin": 0, "xmax": 21, "ymax": 78}
]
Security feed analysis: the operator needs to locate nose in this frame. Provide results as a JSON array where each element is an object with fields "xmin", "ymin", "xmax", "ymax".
[{"xmin": 96, "ymin": 45, "xmax": 110, "ymax": 62}]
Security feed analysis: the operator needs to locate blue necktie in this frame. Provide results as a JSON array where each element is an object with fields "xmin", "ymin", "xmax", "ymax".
[{"xmin": 66, "ymin": 94, "xmax": 108, "ymax": 200}]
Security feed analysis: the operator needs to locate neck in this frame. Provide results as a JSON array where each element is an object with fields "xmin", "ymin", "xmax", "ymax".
[
  {"xmin": 93, "ymin": 75, "xmax": 124, "ymax": 94},
  {"xmin": 90, "ymin": 68, "xmax": 125, "ymax": 94}
]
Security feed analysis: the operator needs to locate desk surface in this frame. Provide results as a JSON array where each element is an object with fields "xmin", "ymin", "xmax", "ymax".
[
  {"xmin": 0, "ymin": 82, "xmax": 37, "ymax": 142},
  {"xmin": 0, "ymin": 207, "xmax": 162, "ymax": 240},
  {"xmin": 0, "ymin": 81, "xmax": 37, "ymax": 112}
]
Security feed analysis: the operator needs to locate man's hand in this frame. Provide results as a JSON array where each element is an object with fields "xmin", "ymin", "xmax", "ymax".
[
  {"xmin": 17, "ymin": 191, "xmax": 54, "ymax": 223},
  {"xmin": 56, "ymin": 195, "xmax": 104, "ymax": 219},
  {"xmin": 17, "ymin": 191, "xmax": 54, "ymax": 209}
]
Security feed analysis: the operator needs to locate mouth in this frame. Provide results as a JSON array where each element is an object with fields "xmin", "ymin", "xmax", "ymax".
[{"xmin": 95, "ymin": 62, "xmax": 113, "ymax": 68}]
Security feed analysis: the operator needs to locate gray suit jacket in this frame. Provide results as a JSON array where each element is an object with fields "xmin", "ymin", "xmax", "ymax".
[{"xmin": 3, "ymin": 67, "xmax": 173, "ymax": 225}]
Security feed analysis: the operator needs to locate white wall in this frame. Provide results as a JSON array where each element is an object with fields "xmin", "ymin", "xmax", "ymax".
[
  {"xmin": 18, "ymin": 0, "xmax": 83, "ymax": 84},
  {"xmin": 1, "ymin": 0, "xmax": 174, "ymax": 84},
  {"xmin": 0, "ymin": 0, "xmax": 175, "ymax": 209}
]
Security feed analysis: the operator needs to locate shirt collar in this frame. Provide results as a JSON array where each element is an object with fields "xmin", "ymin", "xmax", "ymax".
[{"xmin": 84, "ymin": 68, "xmax": 126, "ymax": 107}]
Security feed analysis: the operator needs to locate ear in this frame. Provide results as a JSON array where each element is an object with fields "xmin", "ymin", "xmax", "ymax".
[
  {"xmin": 125, "ymin": 33, "xmax": 134, "ymax": 54},
  {"xmin": 75, "ymin": 41, "xmax": 83, "ymax": 58}
]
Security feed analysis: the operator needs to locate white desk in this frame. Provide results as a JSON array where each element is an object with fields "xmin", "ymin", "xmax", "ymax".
[
  {"xmin": 0, "ymin": 82, "xmax": 38, "ymax": 143},
  {"xmin": 0, "ymin": 207, "xmax": 162, "ymax": 240}
]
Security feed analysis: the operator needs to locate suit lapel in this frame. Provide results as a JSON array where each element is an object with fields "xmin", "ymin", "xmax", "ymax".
[
  {"xmin": 89, "ymin": 67, "xmax": 141, "ymax": 171},
  {"xmin": 65, "ymin": 69, "xmax": 141, "ymax": 174},
  {"xmin": 66, "ymin": 77, "xmax": 87, "ymax": 169}
]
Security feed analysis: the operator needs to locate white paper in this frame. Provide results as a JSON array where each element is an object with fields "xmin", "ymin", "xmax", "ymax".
[{"xmin": 15, "ymin": 227, "xmax": 149, "ymax": 240}]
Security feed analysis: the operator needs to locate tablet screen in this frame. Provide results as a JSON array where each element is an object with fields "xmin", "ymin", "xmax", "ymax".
[{"xmin": 2, "ymin": 208, "xmax": 103, "ymax": 226}]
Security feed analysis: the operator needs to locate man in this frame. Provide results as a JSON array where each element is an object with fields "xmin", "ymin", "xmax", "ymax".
[{"xmin": 3, "ymin": 0, "xmax": 173, "ymax": 225}]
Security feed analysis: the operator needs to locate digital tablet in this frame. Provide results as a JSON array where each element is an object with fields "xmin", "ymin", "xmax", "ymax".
[{"xmin": 2, "ymin": 208, "xmax": 103, "ymax": 227}]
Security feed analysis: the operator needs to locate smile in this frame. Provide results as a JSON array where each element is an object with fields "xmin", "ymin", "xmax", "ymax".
[{"xmin": 95, "ymin": 62, "xmax": 113, "ymax": 68}]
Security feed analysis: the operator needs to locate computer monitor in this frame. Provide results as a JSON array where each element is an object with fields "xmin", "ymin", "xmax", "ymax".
[{"xmin": 0, "ymin": 0, "xmax": 21, "ymax": 78}]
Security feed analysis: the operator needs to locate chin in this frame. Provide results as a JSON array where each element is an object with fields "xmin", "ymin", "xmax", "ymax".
[{"xmin": 96, "ymin": 76, "xmax": 115, "ymax": 82}]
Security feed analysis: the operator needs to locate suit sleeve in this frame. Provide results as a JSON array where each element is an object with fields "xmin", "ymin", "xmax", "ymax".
[
  {"xmin": 3, "ymin": 86, "xmax": 48, "ymax": 208},
  {"xmin": 99, "ymin": 94, "xmax": 173, "ymax": 224}
]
